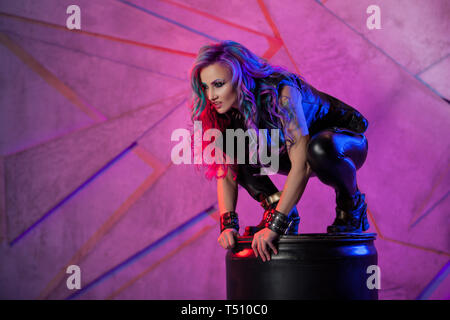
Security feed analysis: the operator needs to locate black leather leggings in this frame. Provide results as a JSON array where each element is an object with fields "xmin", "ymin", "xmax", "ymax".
[
  {"xmin": 307, "ymin": 127, "xmax": 368, "ymax": 208},
  {"xmin": 236, "ymin": 127, "xmax": 368, "ymax": 210}
]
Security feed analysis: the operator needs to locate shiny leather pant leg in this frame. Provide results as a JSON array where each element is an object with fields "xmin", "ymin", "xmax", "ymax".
[
  {"xmin": 235, "ymin": 164, "xmax": 300, "ymax": 234},
  {"xmin": 236, "ymin": 165, "xmax": 279, "ymax": 202},
  {"xmin": 306, "ymin": 127, "xmax": 368, "ymax": 210}
]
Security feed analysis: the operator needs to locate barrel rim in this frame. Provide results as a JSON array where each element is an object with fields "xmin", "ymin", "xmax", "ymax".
[{"xmin": 237, "ymin": 232, "xmax": 377, "ymax": 244}]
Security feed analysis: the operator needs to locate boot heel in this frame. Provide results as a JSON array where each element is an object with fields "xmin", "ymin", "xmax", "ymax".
[{"xmin": 361, "ymin": 204, "xmax": 369, "ymax": 231}]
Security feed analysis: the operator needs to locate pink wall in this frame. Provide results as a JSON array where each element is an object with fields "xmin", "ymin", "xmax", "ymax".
[{"xmin": 0, "ymin": 0, "xmax": 448, "ymax": 300}]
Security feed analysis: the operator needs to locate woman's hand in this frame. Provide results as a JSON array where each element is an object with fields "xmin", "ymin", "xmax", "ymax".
[
  {"xmin": 217, "ymin": 228, "xmax": 239, "ymax": 249},
  {"xmin": 252, "ymin": 228, "xmax": 279, "ymax": 262}
]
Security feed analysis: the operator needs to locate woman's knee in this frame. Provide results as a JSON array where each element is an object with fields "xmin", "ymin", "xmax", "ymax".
[
  {"xmin": 307, "ymin": 128, "xmax": 368, "ymax": 174},
  {"xmin": 307, "ymin": 130, "xmax": 338, "ymax": 166}
]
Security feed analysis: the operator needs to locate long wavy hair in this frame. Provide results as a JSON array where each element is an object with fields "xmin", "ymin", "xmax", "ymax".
[{"xmin": 189, "ymin": 40, "xmax": 305, "ymax": 180}]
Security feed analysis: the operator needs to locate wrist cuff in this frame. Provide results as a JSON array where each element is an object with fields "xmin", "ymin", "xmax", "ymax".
[
  {"xmin": 266, "ymin": 209, "xmax": 289, "ymax": 235},
  {"xmin": 220, "ymin": 211, "xmax": 239, "ymax": 233}
]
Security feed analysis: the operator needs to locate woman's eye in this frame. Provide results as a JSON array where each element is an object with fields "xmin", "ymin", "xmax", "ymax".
[{"xmin": 215, "ymin": 82, "xmax": 224, "ymax": 87}]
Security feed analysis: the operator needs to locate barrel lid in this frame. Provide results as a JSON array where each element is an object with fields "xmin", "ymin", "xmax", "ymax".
[{"xmin": 237, "ymin": 233, "xmax": 377, "ymax": 244}]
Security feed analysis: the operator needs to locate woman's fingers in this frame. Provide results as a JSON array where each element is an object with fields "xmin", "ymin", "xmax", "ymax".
[
  {"xmin": 251, "ymin": 239, "xmax": 258, "ymax": 258},
  {"xmin": 218, "ymin": 234, "xmax": 228, "ymax": 249},
  {"xmin": 218, "ymin": 229, "xmax": 237, "ymax": 249},
  {"xmin": 221, "ymin": 229, "xmax": 278, "ymax": 259},
  {"xmin": 218, "ymin": 236, "xmax": 226, "ymax": 249},
  {"xmin": 252, "ymin": 235, "xmax": 277, "ymax": 262},
  {"xmin": 252, "ymin": 236, "xmax": 267, "ymax": 261},
  {"xmin": 226, "ymin": 232, "xmax": 235, "ymax": 248},
  {"xmin": 262, "ymin": 238, "xmax": 271, "ymax": 261},
  {"xmin": 268, "ymin": 241, "xmax": 278, "ymax": 255},
  {"xmin": 257, "ymin": 238, "xmax": 267, "ymax": 262}
]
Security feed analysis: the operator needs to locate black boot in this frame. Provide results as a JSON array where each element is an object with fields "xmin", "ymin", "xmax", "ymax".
[
  {"xmin": 327, "ymin": 192, "xmax": 369, "ymax": 233},
  {"xmin": 285, "ymin": 207, "xmax": 300, "ymax": 235},
  {"xmin": 244, "ymin": 192, "xmax": 300, "ymax": 236}
]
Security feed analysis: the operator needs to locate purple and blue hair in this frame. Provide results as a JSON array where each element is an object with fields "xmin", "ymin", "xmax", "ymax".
[{"xmin": 189, "ymin": 40, "xmax": 305, "ymax": 180}]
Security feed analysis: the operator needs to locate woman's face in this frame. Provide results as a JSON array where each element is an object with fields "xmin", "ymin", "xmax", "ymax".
[{"xmin": 200, "ymin": 63, "xmax": 238, "ymax": 114}]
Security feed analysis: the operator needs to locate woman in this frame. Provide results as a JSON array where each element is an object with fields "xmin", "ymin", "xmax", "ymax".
[{"xmin": 189, "ymin": 41, "xmax": 369, "ymax": 262}]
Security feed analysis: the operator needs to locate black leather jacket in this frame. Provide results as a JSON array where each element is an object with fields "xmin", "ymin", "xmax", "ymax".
[
  {"xmin": 222, "ymin": 73, "xmax": 369, "ymax": 175},
  {"xmin": 266, "ymin": 73, "xmax": 369, "ymax": 136}
]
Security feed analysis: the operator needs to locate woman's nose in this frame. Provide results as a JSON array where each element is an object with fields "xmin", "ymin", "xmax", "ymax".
[{"xmin": 208, "ymin": 89, "xmax": 217, "ymax": 102}]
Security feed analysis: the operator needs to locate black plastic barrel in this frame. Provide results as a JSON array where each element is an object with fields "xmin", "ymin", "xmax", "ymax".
[{"xmin": 226, "ymin": 233, "xmax": 378, "ymax": 300}]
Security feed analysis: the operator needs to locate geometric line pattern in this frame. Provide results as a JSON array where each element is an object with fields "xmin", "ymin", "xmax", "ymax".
[
  {"xmin": 0, "ymin": 0, "xmax": 446, "ymax": 300},
  {"xmin": 1, "ymin": 6, "xmax": 198, "ymax": 299},
  {"xmin": 64, "ymin": 205, "xmax": 217, "ymax": 299},
  {"xmin": 313, "ymin": 0, "xmax": 449, "ymax": 101},
  {"xmin": 2, "ymin": 29, "xmax": 187, "ymax": 81},
  {"xmin": 105, "ymin": 210, "xmax": 221, "ymax": 300},
  {"xmin": 311, "ymin": 1, "xmax": 450, "ymax": 300},
  {"xmin": 8, "ymin": 141, "xmax": 137, "ymax": 246},
  {"xmin": 410, "ymin": 190, "xmax": 449, "ymax": 229},
  {"xmin": 116, "ymin": 0, "xmax": 219, "ymax": 41},
  {"xmin": 37, "ymin": 147, "xmax": 172, "ymax": 299},
  {"xmin": 106, "ymin": 222, "xmax": 217, "ymax": 300},
  {"xmin": 0, "ymin": 11, "xmax": 197, "ymax": 58},
  {"xmin": 408, "ymin": 163, "xmax": 450, "ymax": 228},
  {"xmin": 0, "ymin": 31, "xmax": 105, "ymax": 121},
  {"xmin": 415, "ymin": 260, "xmax": 450, "ymax": 300},
  {"xmin": 367, "ymin": 208, "xmax": 450, "ymax": 257}
]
